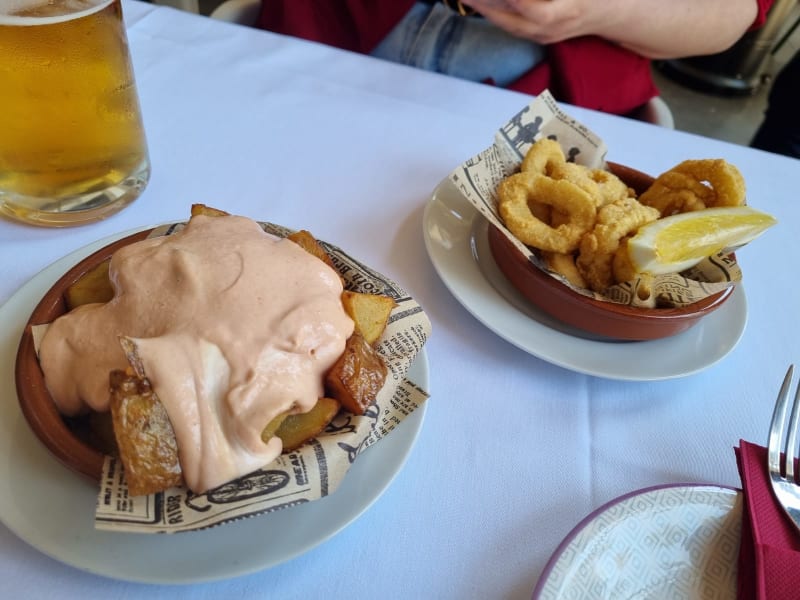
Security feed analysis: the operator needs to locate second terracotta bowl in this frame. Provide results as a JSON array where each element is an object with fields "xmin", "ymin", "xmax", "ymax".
[{"xmin": 488, "ymin": 162, "xmax": 734, "ymax": 341}]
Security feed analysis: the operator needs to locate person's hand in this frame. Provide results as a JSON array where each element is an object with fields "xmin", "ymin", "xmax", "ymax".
[
  {"xmin": 460, "ymin": 0, "xmax": 613, "ymax": 45},
  {"xmin": 459, "ymin": 0, "xmax": 758, "ymax": 60}
]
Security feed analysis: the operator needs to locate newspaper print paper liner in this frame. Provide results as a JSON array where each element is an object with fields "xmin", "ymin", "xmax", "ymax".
[
  {"xmin": 448, "ymin": 90, "xmax": 741, "ymax": 308},
  {"xmin": 88, "ymin": 220, "xmax": 431, "ymax": 534}
]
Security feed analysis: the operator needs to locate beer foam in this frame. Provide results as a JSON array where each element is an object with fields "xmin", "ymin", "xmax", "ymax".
[{"xmin": 0, "ymin": 0, "xmax": 113, "ymax": 24}]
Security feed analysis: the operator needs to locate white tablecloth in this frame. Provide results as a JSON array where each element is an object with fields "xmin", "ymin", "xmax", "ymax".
[{"xmin": 1, "ymin": 2, "xmax": 798, "ymax": 598}]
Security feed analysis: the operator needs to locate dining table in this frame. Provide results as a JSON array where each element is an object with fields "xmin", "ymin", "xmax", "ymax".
[{"xmin": 1, "ymin": 1, "xmax": 799, "ymax": 598}]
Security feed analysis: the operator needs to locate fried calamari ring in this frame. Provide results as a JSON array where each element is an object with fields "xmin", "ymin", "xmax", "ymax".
[
  {"xmin": 639, "ymin": 159, "xmax": 746, "ymax": 217},
  {"xmin": 576, "ymin": 197, "xmax": 660, "ymax": 292},
  {"xmin": 639, "ymin": 170, "xmax": 713, "ymax": 214},
  {"xmin": 589, "ymin": 168, "xmax": 634, "ymax": 206},
  {"xmin": 520, "ymin": 138, "xmax": 632, "ymax": 208},
  {"xmin": 497, "ymin": 172, "xmax": 597, "ymax": 254},
  {"xmin": 520, "ymin": 138, "xmax": 566, "ymax": 174},
  {"xmin": 543, "ymin": 251, "xmax": 586, "ymax": 288},
  {"xmin": 549, "ymin": 163, "xmax": 632, "ymax": 208}
]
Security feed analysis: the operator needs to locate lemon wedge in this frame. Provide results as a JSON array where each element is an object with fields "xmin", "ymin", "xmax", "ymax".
[{"xmin": 627, "ymin": 206, "xmax": 777, "ymax": 275}]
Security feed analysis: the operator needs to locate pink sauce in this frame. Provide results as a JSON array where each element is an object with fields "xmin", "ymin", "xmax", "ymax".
[{"xmin": 39, "ymin": 215, "xmax": 354, "ymax": 492}]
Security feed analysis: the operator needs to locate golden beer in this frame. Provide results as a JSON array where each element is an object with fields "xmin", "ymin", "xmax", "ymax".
[{"xmin": 0, "ymin": 0, "xmax": 150, "ymax": 226}]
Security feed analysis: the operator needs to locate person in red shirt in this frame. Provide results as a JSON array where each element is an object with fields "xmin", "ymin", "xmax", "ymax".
[{"xmin": 257, "ymin": 0, "xmax": 774, "ymax": 116}]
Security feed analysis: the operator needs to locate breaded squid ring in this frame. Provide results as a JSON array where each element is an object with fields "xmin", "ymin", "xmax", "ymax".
[
  {"xmin": 588, "ymin": 168, "xmax": 634, "ymax": 206},
  {"xmin": 497, "ymin": 171, "xmax": 597, "ymax": 254},
  {"xmin": 576, "ymin": 197, "xmax": 660, "ymax": 292},
  {"xmin": 639, "ymin": 159, "xmax": 746, "ymax": 216},
  {"xmin": 520, "ymin": 138, "xmax": 566, "ymax": 174},
  {"xmin": 549, "ymin": 163, "xmax": 633, "ymax": 208},
  {"xmin": 543, "ymin": 251, "xmax": 586, "ymax": 288},
  {"xmin": 521, "ymin": 138, "xmax": 633, "ymax": 208},
  {"xmin": 639, "ymin": 170, "xmax": 713, "ymax": 214}
]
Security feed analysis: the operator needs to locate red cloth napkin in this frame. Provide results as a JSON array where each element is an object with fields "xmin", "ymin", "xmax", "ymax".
[{"xmin": 736, "ymin": 440, "xmax": 800, "ymax": 599}]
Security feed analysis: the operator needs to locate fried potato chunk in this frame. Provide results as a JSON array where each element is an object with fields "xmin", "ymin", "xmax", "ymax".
[
  {"xmin": 287, "ymin": 229, "xmax": 339, "ymax": 273},
  {"xmin": 325, "ymin": 333, "xmax": 387, "ymax": 416},
  {"xmin": 65, "ymin": 259, "xmax": 114, "ymax": 310},
  {"xmin": 341, "ymin": 290, "xmax": 396, "ymax": 345},
  {"xmin": 109, "ymin": 370, "xmax": 183, "ymax": 497},
  {"xmin": 275, "ymin": 397, "xmax": 341, "ymax": 451},
  {"xmin": 260, "ymin": 411, "xmax": 290, "ymax": 444},
  {"xmin": 190, "ymin": 204, "xmax": 230, "ymax": 217}
]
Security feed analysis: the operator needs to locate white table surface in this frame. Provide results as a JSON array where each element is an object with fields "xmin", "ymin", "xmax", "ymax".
[{"xmin": 1, "ymin": 2, "xmax": 798, "ymax": 598}]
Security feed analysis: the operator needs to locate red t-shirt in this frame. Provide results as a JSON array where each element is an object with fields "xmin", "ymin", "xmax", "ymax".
[{"xmin": 257, "ymin": 0, "xmax": 775, "ymax": 115}]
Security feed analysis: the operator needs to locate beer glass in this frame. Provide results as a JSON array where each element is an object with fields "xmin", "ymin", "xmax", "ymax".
[{"xmin": 0, "ymin": 0, "xmax": 150, "ymax": 227}]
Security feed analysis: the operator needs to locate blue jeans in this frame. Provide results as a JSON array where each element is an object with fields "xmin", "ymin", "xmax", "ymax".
[{"xmin": 370, "ymin": 3, "xmax": 545, "ymax": 87}]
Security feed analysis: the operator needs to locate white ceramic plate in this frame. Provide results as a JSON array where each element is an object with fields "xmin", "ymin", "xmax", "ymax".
[
  {"xmin": 422, "ymin": 178, "xmax": 748, "ymax": 381},
  {"xmin": 532, "ymin": 484, "xmax": 742, "ymax": 599},
  {"xmin": 0, "ymin": 229, "xmax": 428, "ymax": 584}
]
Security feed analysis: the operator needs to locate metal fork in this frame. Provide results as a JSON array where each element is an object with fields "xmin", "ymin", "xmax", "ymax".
[{"xmin": 768, "ymin": 364, "xmax": 800, "ymax": 534}]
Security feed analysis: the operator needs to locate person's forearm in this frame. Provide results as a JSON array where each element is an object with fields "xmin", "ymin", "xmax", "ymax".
[
  {"xmin": 601, "ymin": 0, "xmax": 758, "ymax": 59},
  {"xmin": 466, "ymin": 0, "xmax": 760, "ymax": 59}
]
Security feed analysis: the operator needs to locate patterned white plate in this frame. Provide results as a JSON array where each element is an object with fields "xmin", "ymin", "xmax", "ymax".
[{"xmin": 532, "ymin": 484, "xmax": 743, "ymax": 599}]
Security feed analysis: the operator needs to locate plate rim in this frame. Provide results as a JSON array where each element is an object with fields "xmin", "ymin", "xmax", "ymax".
[
  {"xmin": 531, "ymin": 482, "xmax": 741, "ymax": 599},
  {"xmin": 0, "ymin": 225, "xmax": 429, "ymax": 584},
  {"xmin": 422, "ymin": 177, "xmax": 748, "ymax": 381}
]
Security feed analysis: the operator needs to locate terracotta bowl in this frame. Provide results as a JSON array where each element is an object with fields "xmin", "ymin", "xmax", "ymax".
[
  {"xmin": 488, "ymin": 162, "xmax": 734, "ymax": 341},
  {"xmin": 15, "ymin": 229, "xmax": 152, "ymax": 482}
]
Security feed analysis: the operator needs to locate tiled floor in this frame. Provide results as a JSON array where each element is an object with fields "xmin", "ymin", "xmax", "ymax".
[{"xmin": 191, "ymin": 0, "xmax": 799, "ymax": 149}]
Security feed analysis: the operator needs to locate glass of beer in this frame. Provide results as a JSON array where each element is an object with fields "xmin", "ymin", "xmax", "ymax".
[{"xmin": 0, "ymin": 0, "xmax": 150, "ymax": 227}]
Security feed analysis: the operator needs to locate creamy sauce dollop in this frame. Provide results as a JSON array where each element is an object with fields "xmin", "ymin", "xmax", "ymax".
[{"xmin": 39, "ymin": 215, "xmax": 354, "ymax": 492}]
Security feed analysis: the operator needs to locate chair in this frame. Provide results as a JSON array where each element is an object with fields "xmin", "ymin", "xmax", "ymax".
[
  {"xmin": 209, "ymin": 0, "xmax": 675, "ymax": 129},
  {"xmin": 627, "ymin": 96, "xmax": 675, "ymax": 129},
  {"xmin": 209, "ymin": 0, "xmax": 260, "ymax": 24}
]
